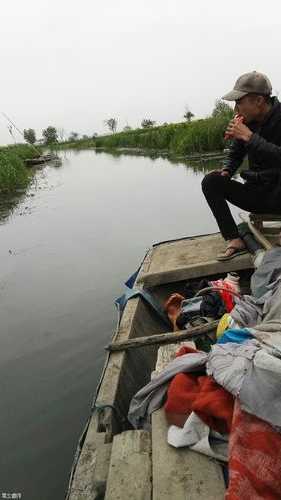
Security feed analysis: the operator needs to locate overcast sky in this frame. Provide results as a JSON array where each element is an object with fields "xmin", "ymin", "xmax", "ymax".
[{"xmin": 1, "ymin": 0, "xmax": 280, "ymax": 144}]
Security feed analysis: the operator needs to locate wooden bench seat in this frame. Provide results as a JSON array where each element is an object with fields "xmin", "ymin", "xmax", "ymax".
[{"xmin": 250, "ymin": 213, "xmax": 281, "ymax": 234}]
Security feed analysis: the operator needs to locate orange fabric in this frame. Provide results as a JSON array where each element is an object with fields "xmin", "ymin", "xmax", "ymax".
[
  {"xmin": 165, "ymin": 345, "xmax": 201, "ymax": 427},
  {"xmin": 166, "ymin": 344, "xmax": 234, "ymax": 434},
  {"xmin": 193, "ymin": 376, "xmax": 234, "ymax": 434},
  {"xmin": 164, "ymin": 372, "xmax": 234, "ymax": 434},
  {"xmin": 226, "ymin": 401, "xmax": 281, "ymax": 500},
  {"xmin": 164, "ymin": 293, "xmax": 185, "ymax": 331}
]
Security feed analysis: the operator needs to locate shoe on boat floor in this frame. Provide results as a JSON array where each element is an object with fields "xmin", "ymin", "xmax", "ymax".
[{"xmin": 217, "ymin": 246, "xmax": 248, "ymax": 261}]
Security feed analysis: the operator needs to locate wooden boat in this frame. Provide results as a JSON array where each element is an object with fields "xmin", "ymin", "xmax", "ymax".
[
  {"xmin": 24, "ymin": 154, "xmax": 58, "ymax": 166},
  {"xmin": 66, "ymin": 233, "xmax": 255, "ymax": 500}
]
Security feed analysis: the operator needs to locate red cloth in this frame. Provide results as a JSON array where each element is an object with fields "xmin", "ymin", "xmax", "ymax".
[
  {"xmin": 220, "ymin": 282, "xmax": 235, "ymax": 313},
  {"xmin": 166, "ymin": 344, "xmax": 234, "ymax": 433},
  {"xmin": 176, "ymin": 345, "xmax": 198, "ymax": 357},
  {"xmin": 210, "ymin": 279, "xmax": 235, "ymax": 312},
  {"xmin": 164, "ymin": 371, "xmax": 234, "ymax": 434},
  {"xmin": 226, "ymin": 401, "xmax": 281, "ymax": 500},
  {"xmin": 165, "ymin": 346, "xmax": 281, "ymax": 499}
]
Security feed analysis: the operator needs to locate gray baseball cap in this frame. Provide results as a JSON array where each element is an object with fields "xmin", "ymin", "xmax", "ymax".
[{"xmin": 222, "ymin": 71, "xmax": 272, "ymax": 101}]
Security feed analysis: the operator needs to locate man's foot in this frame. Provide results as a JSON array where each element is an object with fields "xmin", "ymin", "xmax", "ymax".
[{"xmin": 217, "ymin": 238, "xmax": 247, "ymax": 261}]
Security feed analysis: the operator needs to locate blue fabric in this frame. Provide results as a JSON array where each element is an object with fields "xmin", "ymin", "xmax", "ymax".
[
  {"xmin": 115, "ymin": 268, "xmax": 140, "ymax": 313},
  {"xmin": 115, "ymin": 270, "xmax": 171, "ymax": 328},
  {"xmin": 125, "ymin": 268, "xmax": 140, "ymax": 289},
  {"xmin": 217, "ymin": 327, "xmax": 253, "ymax": 345}
]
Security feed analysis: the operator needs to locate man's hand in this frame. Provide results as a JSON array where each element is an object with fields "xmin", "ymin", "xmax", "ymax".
[
  {"xmin": 221, "ymin": 169, "xmax": 230, "ymax": 176},
  {"xmin": 225, "ymin": 119, "xmax": 253, "ymax": 142},
  {"xmin": 208, "ymin": 169, "xmax": 230, "ymax": 176}
]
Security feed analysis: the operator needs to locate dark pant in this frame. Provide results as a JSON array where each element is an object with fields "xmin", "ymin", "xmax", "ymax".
[{"xmin": 201, "ymin": 172, "xmax": 281, "ymax": 240}]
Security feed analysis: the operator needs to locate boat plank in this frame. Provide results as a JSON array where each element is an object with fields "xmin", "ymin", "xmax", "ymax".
[
  {"xmin": 147, "ymin": 235, "xmax": 229, "ymax": 272},
  {"xmin": 138, "ymin": 234, "xmax": 252, "ymax": 287},
  {"xmin": 154, "ymin": 342, "xmax": 196, "ymax": 374},
  {"xmin": 152, "ymin": 409, "xmax": 225, "ymax": 500},
  {"xmin": 92, "ymin": 442, "xmax": 112, "ymax": 498},
  {"xmin": 68, "ymin": 415, "xmax": 109, "ymax": 500},
  {"xmin": 105, "ymin": 430, "xmax": 152, "ymax": 500}
]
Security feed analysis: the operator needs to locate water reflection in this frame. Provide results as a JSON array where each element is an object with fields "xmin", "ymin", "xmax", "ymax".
[
  {"xmin": 0, "ymin": 160, "xmax": 64, "ymax": 224},
  {"xmin": 0, "ymin": 191, "xmax": 26, "ymax": 224},
  {"xmin": 0, "ymin": 148, "xmax": 226, "ymax": 239},
  {"xmin": 94, "ymin": 147, "xmax": 225, "ymax": 174}
]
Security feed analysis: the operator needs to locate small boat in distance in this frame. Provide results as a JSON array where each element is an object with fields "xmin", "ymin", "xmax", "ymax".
[{"xmin": 24, "ymin": 154, "xmax": 59, "ymax": 166}]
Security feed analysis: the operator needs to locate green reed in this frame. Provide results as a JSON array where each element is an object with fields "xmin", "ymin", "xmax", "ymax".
[
  {"xmin": 94, "ymin": 113, "xmax": 232, "ymax": 155},
  {"xmin": 0, "ymin": 144, "xmax": 38, "ymax": 192}
]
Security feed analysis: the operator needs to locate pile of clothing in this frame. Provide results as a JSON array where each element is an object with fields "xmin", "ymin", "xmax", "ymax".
[
  {"xmin": 164, "ymin": 272, "xmax": 240, "ymax": 332},
  {"xmin": 128, "ymin": 247, "xmax": 281, "ymax": 499}
]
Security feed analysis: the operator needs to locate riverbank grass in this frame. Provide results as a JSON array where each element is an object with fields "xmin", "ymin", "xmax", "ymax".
[
  {"xmin": 48, "ymin": 110, "xmax": 233, "ymax": 156},
  {"xmin": 0, "ymin": 144, "xmax": 38, "ymax": 192},
  {"xmin": 94, "ymin": 112, "xmax": 232, "ymax": 155}
]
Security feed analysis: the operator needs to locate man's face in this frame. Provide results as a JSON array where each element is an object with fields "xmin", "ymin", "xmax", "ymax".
[{"xmin": 234, "ymin": 95, "xmax": 260, "ymax": 124}]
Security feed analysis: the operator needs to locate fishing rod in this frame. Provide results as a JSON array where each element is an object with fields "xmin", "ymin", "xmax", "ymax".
[{"xmin": 1, "ymin": 111, "xmax": 41, "ymax": 156}]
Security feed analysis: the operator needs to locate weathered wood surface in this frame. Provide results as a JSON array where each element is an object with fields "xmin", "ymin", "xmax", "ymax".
[
  {"xmin": 152, "ymin": 409, "xmax": 225, "ymax": 500},
  {"xmin": 106, "ymin": 321, "xmax": 218, "ymax": 352},
  {"xmin": 68, "ymin": 415, "xmax": 112, "ymax": 500},
  {"xmin": 138, "ymin": 234, "xmax": 253, "ymax": 287},
  {"xmin": 154, "ymin": 342, "xmax": 196, "ymax": 374},
  {"xmin": 151, "ymin": 342, "xmax": 225, "ymax": 500},
  {"xmin": 105, "ymin": 430, "xmax": 152, "ymax": 500},
  {"xmin": 151, "ymin": 341, "xmax": 196, "ymax": 379},
  {"xmin": 250, "ymin": 213, "xmax": 281, "ymax": 222},
  {"xmin": 93, "ymin": 442, "xmax": 112, "ymax": 496}
]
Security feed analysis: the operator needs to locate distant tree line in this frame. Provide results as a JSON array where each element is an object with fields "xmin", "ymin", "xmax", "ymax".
[
  {"xmin": 103, "ymin": 100, "xmax": 232, "ymax": 134},
  {"xmin": 22, "ymin": 99, "xmax": 233, "ymax": 145},
  {"xmin": 22, "ymin": 127, "xmax": 98, "ymax": 145}
]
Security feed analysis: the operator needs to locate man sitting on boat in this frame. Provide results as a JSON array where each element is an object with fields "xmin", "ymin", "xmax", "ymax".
[{"xmin": 202, "ymin": 71, "xmax": 281, "ymax": 261}]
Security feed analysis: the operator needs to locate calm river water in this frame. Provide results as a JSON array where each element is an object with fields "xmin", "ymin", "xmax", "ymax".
[{"xmin": 0, "ymin": 150, "xmax": 240, "ymax": 499}]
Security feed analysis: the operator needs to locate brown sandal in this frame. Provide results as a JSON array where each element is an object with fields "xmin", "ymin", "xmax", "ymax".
[{"xmin": 217, "ymin": 246, "xmax": 248, "ymax": 261}]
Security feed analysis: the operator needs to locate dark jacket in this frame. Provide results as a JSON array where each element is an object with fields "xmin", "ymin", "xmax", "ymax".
[{"xmin": 223, "ymin": 97, "xmax": 281, "ymax": 201}]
